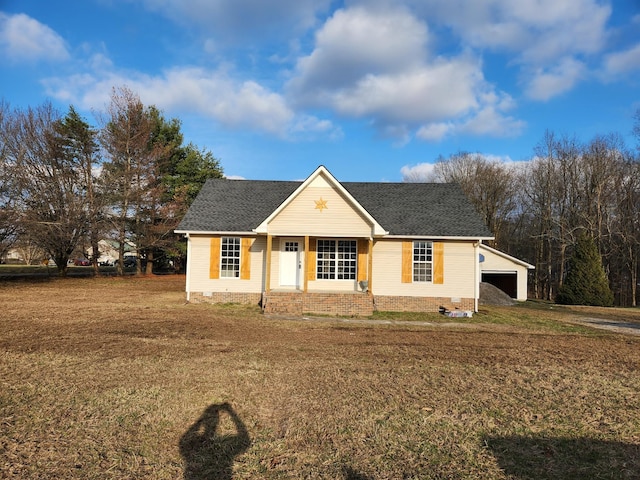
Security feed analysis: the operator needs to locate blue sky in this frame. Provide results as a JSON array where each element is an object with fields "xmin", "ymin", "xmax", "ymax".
[{"xmin": 1, "ymin": 0, "xmax": 639, "ymax": 181}]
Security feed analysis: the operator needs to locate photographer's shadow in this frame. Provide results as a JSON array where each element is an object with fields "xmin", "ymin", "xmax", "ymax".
[{"xmin": 179, "ymin": 402, "xmax": 250, "ymax": 480}]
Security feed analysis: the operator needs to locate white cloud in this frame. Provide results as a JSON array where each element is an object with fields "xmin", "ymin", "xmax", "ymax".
[
  {"xmin": 138, "ymin": 0, "xmax": 331, "ymax": 43},
  {"xmin": 483, "ymin": 154, "xmax": 514, "ymax": 163},
  {"xmin": 416, "ymin": 123, "xmax": 454, "ymax": 142},
  {"xmin": 406, "ymin": 0, "xmax": 610, "ymax": 64},
  {"xmin": 288, "ymin": 6, "xmax": 521, "ymax": 139},
  {"xmin": 458, "ymin": 101, "xmax": 525, "ymax": 137},
  {"xmin": 400, "ymin": 154, "xmax": 529, "ymax": 182},
  {"xmin": 525, "ymin": 57, "xmax": 586, "ymax": 101},
  {"xmin": 330, "ymin": 59, "xmax": 480, "ymax": 122},
  {"xmin": 603, "ymin": 43, "xmax": 640, "ymax": 77},
  {"xmin": 290, "ymin": 114, "xmax": 343, "ymax": 140},
  {"xmin": 0, "ymin": 13, "xmax": 69, "ymax": 63},
  {"xmin": 507, "ymin": 0, "xmax": 609, "ymax": 63},
  {"xmin": 45, "ymin": 66, "xmax": 292, "ymax": 134},
  {"xmin": 383, "ymin": 0, "xmax": 611, "ymax": 101},
  {"xmin": 415, "ymin": 92, "xmax": 524, "ymax": 141},
  {"xmin": 400, "ymin": 162, "xmax": 437, "ymax": 182},
  {"xmin": 25, "ymin": 0, "xmax": 630, "ymax": 149},
  {"xmin": 42, "ymin": 64, "xmax": 341, "ymax": 140},
  {"xmin": 290, "ymin": 5, "xmax": 428, "ymax": 94}
]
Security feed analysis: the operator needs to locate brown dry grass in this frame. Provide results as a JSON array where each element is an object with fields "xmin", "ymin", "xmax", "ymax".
[{"xmin": 1, "ymin": 276, "xmax": 639, "ymax": 479}]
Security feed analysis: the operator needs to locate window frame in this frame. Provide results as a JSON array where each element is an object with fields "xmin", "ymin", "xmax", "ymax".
[
  {"xmin": 316, "ymin": 238, "xmax": 357, "ymax": 280},
  {"xmin": 412, "ymin": 240, "xmax": 433, "ymax": 283},
  {"xmin": 220, "ymin": 236, "xmax": 241, "ymax": 279}
]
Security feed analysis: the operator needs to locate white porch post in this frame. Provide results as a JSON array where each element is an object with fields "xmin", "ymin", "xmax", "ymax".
[{"xmin": 265, "ymin": 235, "xmax": 272, "ymax": 294}]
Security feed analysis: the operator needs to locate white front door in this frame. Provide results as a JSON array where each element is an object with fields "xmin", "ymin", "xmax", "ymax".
[{"xmin": 280, "ymin": 240, "xmax": 301, "ymax": 288}]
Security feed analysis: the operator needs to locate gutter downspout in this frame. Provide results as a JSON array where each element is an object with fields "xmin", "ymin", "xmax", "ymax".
[
  {"xmin": 185, "ymin": 233, "xmax": 191, "ymax": 302},
  {"xmin": 474, "ymin": 240, "xmax": 480, "ymax": 312}
]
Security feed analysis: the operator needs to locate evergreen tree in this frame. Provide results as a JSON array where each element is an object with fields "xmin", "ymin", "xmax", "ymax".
[
  {"xmin": 556, "ymin": 232, "xmax": 614, "ymax": 306},
  {"xmin": 56, "ymin": 106, "xmax": 103, "ymax": 274},
  {"xmin": 99, "ymin": 87, "xmax": 223, "ymax": 275}
]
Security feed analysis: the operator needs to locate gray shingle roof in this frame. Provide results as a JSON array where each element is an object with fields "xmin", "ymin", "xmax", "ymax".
[{"xmin": 176, "ymin": 178, "xmax": 493, "ymax": 238}]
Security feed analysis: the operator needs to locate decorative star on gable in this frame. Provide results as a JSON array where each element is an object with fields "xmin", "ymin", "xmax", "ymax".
[{"xmin": 315, "ymin": 197, "xmax": 328, "ymax": 212}]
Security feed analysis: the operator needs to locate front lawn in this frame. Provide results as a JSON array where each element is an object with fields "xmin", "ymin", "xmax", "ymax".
[{"xmin": 1, "ymin": 276, "xmax": 638, "ymax": 479}]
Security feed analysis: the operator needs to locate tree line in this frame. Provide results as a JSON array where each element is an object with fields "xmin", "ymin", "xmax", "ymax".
[
  {"xmin": 410, "ymin": 118, "xmax": 640, "ymax": 307},
  {"xmin": 0, "ymin": 86, "xmax": 223, "ymax": 276},
  {"xmin": 1, "ymin": 85, "xmax": 638, "ymax": 306}
]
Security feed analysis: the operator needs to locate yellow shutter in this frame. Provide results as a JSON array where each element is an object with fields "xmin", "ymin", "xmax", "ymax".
[
  {"xmin": 357, "ymin": 239, "xmax": 368, "ymax": 282},
  {"xmin": 209, "ymin": 237, "xmax": 220, "ymax": 279},
  {"xmin": 240, "ymin": 238, "xmax": 252, "ymax": 280},
  {"xmin": 433, "ymin": 242, "xmax": 444, "ymax": 284},
  {"xmin": 307, "ymin": 237, "xmax": 316, "ymax": 281},
  {"xmin": 401, "ymin": 240, "xmax": 412, "ymax": 283}
]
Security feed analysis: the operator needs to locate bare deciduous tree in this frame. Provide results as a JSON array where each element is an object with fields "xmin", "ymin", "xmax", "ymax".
[
  {"xmin": 429, "ymin": 152, "xmax": 519, "ymax": 249},
  {"xmin": 611, "ymin": 155, "xmax": 640, "ymax": 306},
  {"xmin": 1, "ymin": 103, "xmax": 90, "ymax": 275},
  {"xmin": 0, "ymin": 100, "xmax": 21, "ymax": 261}
]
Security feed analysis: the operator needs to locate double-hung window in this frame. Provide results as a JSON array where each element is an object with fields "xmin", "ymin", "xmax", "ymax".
[
  {"xmin": 316, "ymin": 239, "xmax": 357, "ymax": 280},
  {"xmin": 413, "ymin": 240, "xmax": 433, "ymax": 282},
  {"xmin": 220, "ymin": 237, "xmax": 241, "ymax": 278}
]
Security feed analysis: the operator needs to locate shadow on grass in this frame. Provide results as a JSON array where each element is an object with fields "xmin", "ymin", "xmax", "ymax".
[
  {"xmin": 180, "ymin": 402, "xmax": 250, "ymax": 480},
  {"xmin": 486, "ymin": 435, "xmax": 640, "ymax": 479},
  {"xmin": 342, "ymin": 466, "xmax": 374, "ymax": 479}
]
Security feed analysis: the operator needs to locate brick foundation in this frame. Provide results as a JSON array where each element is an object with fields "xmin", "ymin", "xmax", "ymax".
[
  {"xmin": 263, "ymin": 291, "xmax": 374, "ymax": 317},
  {"xmin": 374, "ymin": 295, "xmax": 474, "ymax": 313},
  {"xmin": 189, "ymin": 291, "xmax": 475, "ymax": 316},
  {"xmin": 189, "ymin": 292, "xmax": 262, "ymax": 306}
]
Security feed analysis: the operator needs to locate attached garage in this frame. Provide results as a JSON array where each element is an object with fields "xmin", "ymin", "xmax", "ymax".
[{"xmin": 479, "ymin": 244, "xmax": 534, "ymax": 301}]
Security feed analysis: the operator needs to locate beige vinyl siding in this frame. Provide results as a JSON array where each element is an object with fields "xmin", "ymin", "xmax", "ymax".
[
  {"xmin": 373, "ymin": 239, "xmax": 476, "ymax": 298},
  {"xmin": 188, "ymin": 235, "xmax": 265, "ymax": 294},
  {"xmin": 268, "ymin": 185, "xmax": 373, "ymax": 237},
  {"xmin": 481, "ymin": 250, "xmax": 523, "ymax": 270}
]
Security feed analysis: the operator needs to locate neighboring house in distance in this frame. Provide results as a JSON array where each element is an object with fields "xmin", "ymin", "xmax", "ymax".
[
  {"xmin": 175, "ymin": 165, "xmax": 498, "ymax": 316},
  {"xmin": 479, "ymin": 244, "xmax": 534, "ymax": 302},
  {"xmin": 86, "ymin": 239, "xmax": 136, "ymax": 265},
  {"xmin": 2, "ymin": 244, "xmax": 47, "ymax": 265},
  {"xmin": 2, "ymin": 248, "xmax": 26, "ymax": 264}
]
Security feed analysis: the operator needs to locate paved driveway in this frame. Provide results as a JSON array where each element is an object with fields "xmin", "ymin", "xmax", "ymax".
[{"xmin": 572, "ymin": 317, "xmax": 640, "ymax": 336}]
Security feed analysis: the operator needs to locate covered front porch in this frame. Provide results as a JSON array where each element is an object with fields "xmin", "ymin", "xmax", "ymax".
[
  {"xmin": 262, "ymin": 234, "xmax": 374, "ymax": 316},
  {"xmin": 264, "ymin": 235, "xmax": 373, "ymax": 291}
]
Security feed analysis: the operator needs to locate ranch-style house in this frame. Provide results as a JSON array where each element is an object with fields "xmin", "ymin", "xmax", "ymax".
[{"xmin": 176, "ymin": 165, "xmax": 504, "ymax": 316}]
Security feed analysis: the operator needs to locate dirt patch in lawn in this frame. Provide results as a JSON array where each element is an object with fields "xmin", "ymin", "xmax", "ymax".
[{"xmin": 1, "ymin": 276, "xmax": 639, "ymax": 479}]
